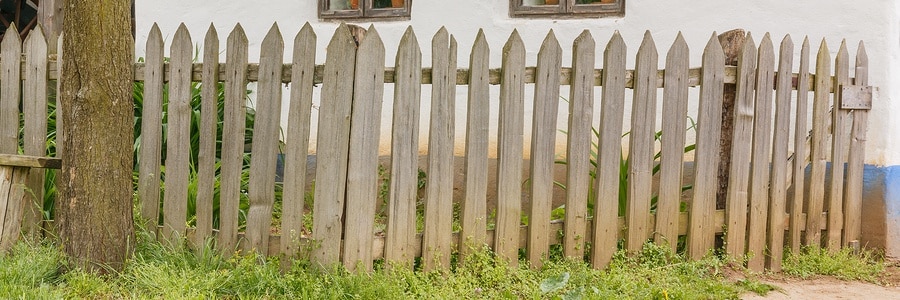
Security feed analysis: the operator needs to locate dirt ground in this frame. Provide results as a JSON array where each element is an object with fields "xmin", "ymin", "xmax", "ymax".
[{"xmin": 741, "ymin": 260, "xmax": 900, "ymax": 299}]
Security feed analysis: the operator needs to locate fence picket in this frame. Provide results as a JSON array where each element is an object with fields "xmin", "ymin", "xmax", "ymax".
[
  {"xmin": 806, "ymin": 40, "xmax": 831, "ymax": 248},
  {"xmin": 747, "ymin": 34, "xmax": 775, "ymax": 271},
  {"xmin": 459, "ymin": 30, "xmax": 489, "ymax": 263},
  {"xmin": 527, "ymin": 30, "xmax": 561, "ymax": 267},
  {"xmin": 22, "ymin": 25, "xmax": 48, "ymax": 238},
  {"xmin": 496, "ymin": 30, "xmax": 526, "ymax": 267},
  {"xmin": 218, "ymin": 24, "xmax": 249, "ymax": 254},
  {"xmin": 0, "ymin": 167, "xmax": 28, "ymax": 251},
  {"xmin": 656, "ymin": 33, "xmax": 689, "ymax": 251},
  {"xmin": 312, "ymin": 24, "xmax": 357, "ymax": 268},
  {"xmin": 563, "ymin": 30, "xmax": 593, "ymax": 259},
  {"xmin": 766, "ymin": 35, "xmax": 794, "ymax": 272},
  {"xmin": 195, "ymin": 24, "xmax": 219, "ymax": 247},
  {"xmin": 625, "ymin": 31, "xmax": 658, "ymax": 254},
  {"xmin": 688, "ymin": 33, "xmax": 725, "ymax": 259},
  {"xmin": 344, "ymin": 26, "xmax": 385, "ymax": 272},
  {"xmin": 826, "ymin": 41, "xmax": 850, "ymax": 250},
  {"xmin": 788, "ymin": 37, "xmax": 811, "ymax": 253},
  {"xmin": 591, "ymin": 31, "xmax": 626, "ymax": 268},
  {"xmin": 281, "ymin": 23, "xmax": 316, "ymax": 266},
  {"xmin": 843, "ymin": 41, "xmax": 868, "ymax": 246},
  {"xmin": 725, "ymin": 33, "xmax": 757, "ymax": 257},
  {"xmin": 138, "ymin": 24, "xmax": 164, "ymax": 233},
  {"xmin": 0, "ymin": 24, "xmax": 21, "ymax": 155},
  {"xmin": 162, "ymin": 24, "xmax": 193, "ymax": 243}
]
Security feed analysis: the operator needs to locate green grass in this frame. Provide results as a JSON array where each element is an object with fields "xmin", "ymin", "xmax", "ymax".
[{"xmin": 781, "ymin": 246, "xmax": 885, "ymax": 282}]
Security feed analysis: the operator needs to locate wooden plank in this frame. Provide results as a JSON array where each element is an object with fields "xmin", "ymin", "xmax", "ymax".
[
  {"xmin": 280, "ymin": 23, "xmax": 316, "ymax": 267},
  {"xmin": 138, "ymin": 24, "xmax": 164, "ymax": 232},
  {"xmin": 0, "ymin": 167, "xmax": 28, "ymax": 251},
  {"xmin": 591, "ymin": 31, "xmax": 626, "ymax": 269},
  {"xmin": 162, "ymin": 24, "xmax": 193, "ymax": 244},
  {"xmin": 563, "ymin": 30, "xmax": 593, "ymax": 260},
  {"xmin": 688, "ymin": 33, "xmax": 724, "ymax": 260},
  {"xmin": 825, "ymin": 41, "xmax": 850, "ymax": 250},
  {"xmin": 21, "ymin": 25, "xmax": 48, "ymax": 238},
  {"xmin": 655, "ymin": 32, "xmax": 689, "ymax": 251},
  {"xmin": 312, "ymin": 24, "xmax": 357, "ymax": 268},
  {"xmin": 0, "ymin": 154, "xmax": 61, "ymax": 169},
  {"xmin": 495, "ymin": 30, "xmax": 526, "ymax": 267},
  {"xmin": 459, "ymin": 29, "xmax": 489, "ymax": 263},
  {"xmin": 724, "ymin": 33, "xmax": 757, "ymax": 258},
  {"xmin": 218, "ymin": 24, "xmax": 249, "ymax": 255},
  {"xmin": 842, "ymin": 41, "xmax": 868, "ymax": 247},
  {"xmin": 194, "ymin": 23, "xmax": 219, "ymax": 247},
  {"xmin": 766, "ymin": 35, "xmax": 794, "ymax": 272},
  {"xmin": 0, "ymin": 167, "xmax": 13, "ymax": 248},
  {"xmin": 526, "ymin": 30, "xmax": 561, "ymax": 268},
  {"xmin": 625, "ymin": 31, "xmax": 658, "ymax": 254},
  {"xmin": 246, "ymin": 24, "xmax": 284, "ymax": 256},
  {"xmin": 385, "ymin": 26, "xmax": 422, "ymax": 268},
  {"xmin": 0, "ymin": 24, "xmax": 21, "ymax": 156},
  {"xmin": 806, "ymin": 39, "xmax": 831, "ymax": 248},
  {"xmin": 788, "ymin": 37, "xmax": 811, "ymax": 253},
  {"xmin": 344, "ymin": 26, "xmax": 385, "ymax": 272},
  {"xmin": 55, "ymin": 34, "xmax": 62, "ymax": 157},
  {"xmin": 746, "ymin": 34, "xmax": 775, "ymax": 272},
  {"xmin": 422, "ymin": 28, "xmax": 456, "ymax": 271}
]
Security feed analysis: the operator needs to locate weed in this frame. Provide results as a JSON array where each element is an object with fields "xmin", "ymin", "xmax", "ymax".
[{"xmin": 782, "ymin": 246, "xmax": 884, "ymax": 282}]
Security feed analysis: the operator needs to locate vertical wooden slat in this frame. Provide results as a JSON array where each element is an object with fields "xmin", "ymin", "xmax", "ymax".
[
  {"xmin": 0, "ymin": 24, "xmax": 21, "ymax": 155},
  {"xmin": 459, "ymin": 29, "xmax": 489, "ymax": 262},
  {"xmin": 422, "ymin": 28, "xmax": 456, "ymax": 271},
  {"xmin": 385, "ymin": 26, "xmax": 421, "ymax": 268},
  {"xmin": 218, "ymin": 24, "xmax": 249, "ymax": 254},
  {"xmin": 656, "ymin": 32, "xmax": 689, "ymax": 250},
  {"xmin": 162, "ymin": 24, "xmax": 193, "ymax": 243},
  {"xmin": 526, "ymin": 30, "xmax": 561, "ymax": 267},
  {"xmin": 246, "ymin": 24, "xmax": 284, "ymax": 256},
  {"xmin": 0, "ymin": 167, "xmax": 14, "ymax": 249},
  {"xmin": 563, "ymin": 30, "xmax": 593, "ymax": 259},
  {"xmin": 22, "ymin": 25, "xmax": 48, "ymax": 238},
  {"xmin": 55, "ymin": 34, "xmax": 62, "ymax": 158},
  {"xmin": 344, "ymin": 26, "xmax": 385, "ymax": 272},
  {"xmin": 688, "ymin": 33, "xmax": 725, "ymax": 259},
  {"xmin": 0, "ymin": 167, "xmax": 28, "ymax": 251},
  {"xmin": 788, "ymin": 37, "xmax": 811, "ymax": 253},
  {"xmin": 194, "ymin": 23, "xmax": 219, "ymax": 247},
  {"xmin": 495, "ymin": 30, "xmax": 525, "ymax": 267},
  {"xmin": 843, "ymin": 41, "xmax": 868, "ymax": 246},
  {"xmin": 625, "ymin": 31, "xmax": 657, "ymax": 254},
  {"xmin": 724, "ymin": 33, "xmax": 757, "ymax": 258},
  {"xmin": 591, "ymin": 31, "xmax": 626, "ymax": 268},
  {"xmin": 138, "ymin": 24, "xmax": 164, "ymax": 232},
  {"xmin": 806, "ymin": 39, "xmax": 831, "ymax": 248},
  {"xmin": 766, "ymin": 35, "xmax": 794, "ymax": 272},
  {"xmin": 281, "ymin": 23, "xmax": 316, "ymax": 266},
  {"xmin": 747, "ymin": 34, "xmax": 775, "ymax": 272},
  {"xmin": 826, "ymin": 41, "xmax": 850, "ymax": 250}
]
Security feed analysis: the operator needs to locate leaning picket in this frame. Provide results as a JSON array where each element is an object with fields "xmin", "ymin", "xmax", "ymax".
[
  {"xmin": 563, "ymin": 30, "xmax": 594, "ymax": 259},
  {"xmin": 22, "ymin": 26, "xmax": 49, "ymax": 238},
  {"xmin": 138, "ymin": 24, "xmax": 164, "ymax": 234},
  {"xmin": 788, "ymin": 38, "xmax": 811, "ymax": 253},
  {"xmin": 724, "ymin": 33, "xmax": 757, "ymax": 257},
  {"xmin": 747, "ymin": 34, "xmax": 775, "ymax": 272},
  {"xmin": 218, "ymin": 24, "xmax": 249, "ymax": 255},
  {"xmin": 843, "ymin": 42, "xmax": 868, "ymax": 246},
  {"xmin": 766, "ymin": 35, "xmax": 794, "ymax": 272},
  {"xmin": 625, "ymin": 31, "xmax": 658, "ymax": 254},
  {"xmin": 826, "ymin": 41, "xmax": 850, "ymax": 250},
  {"xmin": 495, "ymin": 30, "xmax": 526, "ymax": 267},
  {"xmin": 161, "ymin": 24, "xmax": 193, "ymax": 244},
  {"xmin": 459, "ymin": 30, "xmax": 489, "ymax": 263},
  {"xmin": 194, "ymin": 24, "xmax": 219, "ymax": 247},
  {"xmin": 806, "ymin": 40, "xmax": 831, "ymax": 248},
  {"xmin": 656, "ymin": 33, "xmax": 689, "ymax": 251},
  {"xmin": 0, "ymin": 24, "xmax": 21, "ymax": 155}
]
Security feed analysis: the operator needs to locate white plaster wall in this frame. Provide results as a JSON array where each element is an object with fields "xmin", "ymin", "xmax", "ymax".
[{"xmin": 134, "ymin": 0, "xmax": 900, "ymax": 165}]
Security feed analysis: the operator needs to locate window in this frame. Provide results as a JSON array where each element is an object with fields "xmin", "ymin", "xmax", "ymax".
[
  {"xmin": 510, "ymin": 0, "xmax": 624, "ymax": 18},
  {"xmin": 319, "ymin": 0, "xmax": 411, "ymax": 20}
]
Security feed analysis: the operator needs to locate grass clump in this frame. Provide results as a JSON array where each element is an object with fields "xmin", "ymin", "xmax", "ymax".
[{"xmin": 781, "ymin": 246, "xmax": 884, "ymax": 282}]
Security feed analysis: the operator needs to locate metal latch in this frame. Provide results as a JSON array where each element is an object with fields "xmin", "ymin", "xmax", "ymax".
[{"xmin": 839, "ymin": 85, "xmax": 873, "ymax": 110}]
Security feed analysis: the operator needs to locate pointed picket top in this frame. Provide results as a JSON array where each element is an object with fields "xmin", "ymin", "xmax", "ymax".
[
  {"xmin": 204, "ymin": 23, "xmax": 219, "ymax": 48},
  {"xmin": 780, "ymin": 34, "xmax": 793, "ymax": 51},
  {"xmin": 742, "ymin": 32, "xmax": 758, "ymax": 61},
  {"xmin": 24, "ymin": 23, "xmax": 46, "ymax": 48},
  {"xmin": 1, "ymin": 23, "xmax": 20, "ymax": 46},
  {"xmin": 667, "ymin": 31, "xmax": 689, "ymax": 61},
  {"xmin": 329, "ymin": 23, "xmax": 356, "ymax": 52},
  {"xmin": 637, "ymin": 30, "xmax": 658, "ymax": 58},
  {"xmin": 503, "ymin": 29, "xmax": 525, "ymax": 55},
  {"xmin": 433, "ymin": 26, "xmax": 449, "ymax": 47},
  {"xmin": 397, "ymin": 26, "xmax": 421, "ymax": 62},
  {"xmin": 816, "ymin": 38, "xmax": 830, "ymax": 67},
  {"xmin": 572, "ymin": 29, "xmax": 593, "ymax": 54},
  {"xmin": 359, "ymin": 24, "xmax": 384, "ymax": 51},
  {"xmin": 262, "ymin": 23, "xmax": 283, "ymax": 50},
  {"xmin": 539, "ymin": 29, "xmax": 562, "ymax": 57},
  {"xmin": 173, "ymin": 23, "xmax": 191, "ymax": 45},
  {"xmin": 856, "ymin": 41, "xmax": 868, "ymax": 85},
  {"xmin": 450, "ymin": 34, "xmax": 458, "ymax": 57},
  {"xmin": 229, "ymin": 23, "xmax": 249, "ymax": 46},
  {"xmin": 606, "ymin": 30, "xmax": 625, "ymax": 53},
  {"xmin": 836, "ymin": 39, "xmax": 849, "ymax": 69},
  {"xmin": 703, "ymin": 32, "xmax": 724, "ymax": 61},
  {"xmin": 472, "ymin": 28, "xmax": 488, "ymax": 55},
  {"xmin": 758, "ymin": 33, "xmax": 774, "ymax": 59}
]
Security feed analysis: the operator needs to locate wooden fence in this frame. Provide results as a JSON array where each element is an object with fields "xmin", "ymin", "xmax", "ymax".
[{"xmin": 0, "ymin": 23, "xmax": 872, "ymax": 274}]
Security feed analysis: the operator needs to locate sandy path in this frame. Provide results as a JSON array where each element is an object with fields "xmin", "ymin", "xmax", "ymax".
[{"xmin": 742, "ymin": 277, "xmax": 900, "ymax": 299}]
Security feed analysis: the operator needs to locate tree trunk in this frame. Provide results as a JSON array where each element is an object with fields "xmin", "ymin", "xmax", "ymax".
[{"xmin": 56, "ymin": 0, "xmax": 134, "ymax": 273}]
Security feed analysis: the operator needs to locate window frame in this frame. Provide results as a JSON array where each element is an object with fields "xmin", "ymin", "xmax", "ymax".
[
  {"xmin": 318, "ymin": 0, "xmax": 412, "ymax": 21},
  {"xmin": 510, "ymin": 0, "xmax": 624, "ymax": 18}
]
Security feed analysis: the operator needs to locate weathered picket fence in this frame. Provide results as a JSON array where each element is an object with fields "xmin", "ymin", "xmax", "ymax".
[{"xmin": 0, "ymin": 22, "xmax": 872, "ymax": 274}]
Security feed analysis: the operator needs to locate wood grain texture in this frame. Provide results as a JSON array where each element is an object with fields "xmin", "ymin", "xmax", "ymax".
[
  {"xmin": 194, "ymin": 24, "xmax": 220, "ymax": 247},
  {"xmin": 385, "ymin": 26, "xmax": 421, "ymax": 268},
  {"xmin": 459, "ymin": 30, "xmax": 489, "ymax": 263},
  {"xmin": 21, "ymin": 25, "xmax": 48, "ymax": 238},
  {"xmin": 0, "ymin": 24, "xmax": 21, "ymax": 155},
  {"xmin": 716, "ymin": 29, "xmax": 746, "ymax": 211},
  {"xmin": 656, "ymin": 32, "xmax": 689, "ymax": 251},
  {"xmin": 218, "ymin": 24, "xmax": 249, "ymax": 255},
  {"xmin": 162, "ymin": 24, "xmax": 193, "ymax": 244},
  {"xmin": 825, "ymin": 41, "xmax": 850, "ymax": 250},
  {"xmin": 0, "ymin": 167, "xmax": 28, "ymax": 251},
  {"xmin": 495, "ymin": 30, "xmax": 525, "ymax": 267},
  {"xmin": 138, "ymin": 24, "xmax": 164, "ymax": 233},
  {"xmin": 312, "ymin": 24, "xmax": 357, "ymax": 269},
  {"xmin": 724, "ymin": 33, "xmax": 757, "ymax": 258},
  {"xmin": 788, "ymin": 37, "xmax": 811, "ymax": 253},
  {"xmin": 625, "ymin": 31, "xmax": 658, "ymax": 254},
  {"xmin": 766, "ymin": 35, "xmax": 794, "ymax": 272},
  {"xmin": 0, "ymin": 166, "xmax": 13, "ymax": 249},
  {"xmin": 246, "ymin": 24, "xmax": 284, "ymax": 256},
  {"xmin": 746, "ymin": 34, "xmax": 775, "ymax": 272},
  {"xmin": 688, "ymin": 33, "xmax": 725, "ymax": 260},
  {"xmin": 55, "ymin": 34, "xmax": 63, "ymax": 157},
  {"xmin": 526, "ymin": 30, "xmax": 561, "ymax": 268},
  {"xmin": 0, "ymin": 154, "xmax": 61, "ymax": 169},
  {"xmin": 842, "ymin": 41, "xmax": 868, "ymax": 247},
  {"xmin": 591, "ymin": 31, "xmax": 626, "ymax": 269},
  {"xmin": 806, "ymin": 40, "xmax": 831, "ymax": 248},
  {"xmin": 563, "ymin": 30, "xmax": 593, "ymax": 259},
  {"xmin": 280, "ymin": 23, "xmax": 316, "ymax": 267},
  {"xmin": 344, "ymin": 26, "xmax": 385, "ymax": 272}
]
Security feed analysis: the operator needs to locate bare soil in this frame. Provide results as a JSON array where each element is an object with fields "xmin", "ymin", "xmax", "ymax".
[{"xmin": 741, "ymin": 259, "xmax": 900, "ymax": 299}]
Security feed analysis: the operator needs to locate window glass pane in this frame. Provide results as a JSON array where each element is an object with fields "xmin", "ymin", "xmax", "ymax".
[
  {"xmin": 523, "ymin": 0, "xmax": 558, "ymax": 6},
  {"xmin": 331, "ymin": 0, "xmax": 355, "ymax": 10},
  {"xmin": 374, "ymin": 0, "xmax": 404, "ymax": 8},
  {"xmin": 576, "ymin": 0, "xmax": 616, "ymax": 4}
]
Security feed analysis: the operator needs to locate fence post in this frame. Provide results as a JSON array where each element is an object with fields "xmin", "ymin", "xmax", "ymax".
[{"xmin": 715, "ymin": 29, "xmax": 745, "ymax": 211}]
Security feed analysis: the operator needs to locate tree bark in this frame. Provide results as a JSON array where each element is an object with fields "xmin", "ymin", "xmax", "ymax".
[
  {"xmin": 56, "ymin": 0, "xmax": 135, "ymax": 273},
  {"xmin": 716, "ymin": 29, "xmax": 746, "ymax": 210}
]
